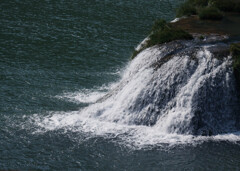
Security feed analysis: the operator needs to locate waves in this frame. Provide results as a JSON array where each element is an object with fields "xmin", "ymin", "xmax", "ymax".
[{"xmin": 26, "ymin": 37, "xmax": 240, "ymax": 148}]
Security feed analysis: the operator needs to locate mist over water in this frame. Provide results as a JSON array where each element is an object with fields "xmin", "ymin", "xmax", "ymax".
[{"xmin": 1, "ymin": 0, "xmax": 240, "ymax": 170}]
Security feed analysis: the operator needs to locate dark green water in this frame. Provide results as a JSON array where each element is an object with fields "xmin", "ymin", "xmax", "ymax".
[{"xmin": 1, "ymin": 0, "xmax": 240, "ymax": 170}]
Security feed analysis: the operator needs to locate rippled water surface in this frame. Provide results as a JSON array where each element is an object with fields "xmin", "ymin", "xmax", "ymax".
[{"xmin": 1, "ymin": 0, "xmax": 240, "ymax": 170}]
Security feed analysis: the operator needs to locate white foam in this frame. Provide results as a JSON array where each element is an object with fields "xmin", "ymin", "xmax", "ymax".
[
  {"xmin": 29, "ymin": 110, "xmax": 240, "ymax": 148},
  {"xmin": 135, "ymin": 37, "xmax": 150, "ymax": 51},
  {"xmin": 170, "ymin": 18, "xmax": 180, "ymax": 23}
]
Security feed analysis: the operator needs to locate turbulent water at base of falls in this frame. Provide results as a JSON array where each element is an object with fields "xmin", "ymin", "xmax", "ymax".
[{"xmin": 28, "ymin": 35, "xmax": 240, "ymax": 146}]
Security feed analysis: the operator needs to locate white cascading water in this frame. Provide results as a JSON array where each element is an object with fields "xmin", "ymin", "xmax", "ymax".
[{"xmin": 29, "ymin": 38, "xmax": 240, "ymax": 146}]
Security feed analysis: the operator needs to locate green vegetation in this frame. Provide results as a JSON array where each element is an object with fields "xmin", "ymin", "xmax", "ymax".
[
  {"xmin": 149, "ymin": 19, "xmax": 193, "ymax": 45},
  {"xmin": 230, "ymin": 43, "xmax": 240, "ymax": 87},
  {"xmin": 151, "ymin": 19, "xmax": 167, "ymax": 32},
  {"xmin": 198, "ymin": 7, "xmax": 223, "ymax": 20},
  {"xmin": 210, "ymin": 0, "xmax": 240, "ymax": 12},
  {"xmin": 131, "ymin": 50, "xmax": 141, "ymax": 59},
  {"xmin": 176, "ymin": 0, "xmax": 240, "ymax": 20},
  {"xmin": 131, "ymin": 1, "xmax": 240, "ymax": 58},
  {"xmin": 192, "ymin": 0, "xmax": 209, "ymax": 6},
  {"xmin": 147, "ymin": 26, "xmax": 193, "ymax": 47},
  {"xmin": 199, "ymin": 35, "xmax": 204, "ymax": 40},
  {"xmin": 131, "ymin": 19, "xmax": 193, "ymax": 59},
  {"xmin": 176, "ymin": 1, "xmax": 197, "ymax": 17}
]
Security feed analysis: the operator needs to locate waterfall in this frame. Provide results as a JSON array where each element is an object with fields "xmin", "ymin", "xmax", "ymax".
[{"xmin": 29, "ymin": 36, "xmax": 240, "ymax": 146}]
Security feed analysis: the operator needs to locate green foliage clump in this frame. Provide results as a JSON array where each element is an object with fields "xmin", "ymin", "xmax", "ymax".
[
  {"xmin": 210, "ymin": 0, "xmax": 240, "ymax": 12},
  {"xmin": 131, "ymin": 49, "xmax": 141, "ymax": 59},
  {"xmin": 151, "ymin": 19, "xmax": 167, "ymax": 32},
  {"xmin": 199, "ymin": 35, "xmax": 205, "ymax": 40},
  {"xmin": 176, "ymin": 0, "xmax": 240, "ymax": 19},
  {"xmin": 192, "ymin": 0, "xmax": 209, "ymax": 6},
  {"xmin": 198, "ymin": 7, "xmax": 223, "ymax": 20},
  {"xmin": 146, "ymin": 19, "xmax": 193, "ymax": 47},
  {"xmin": 176, "ymin": 1, "xmax": 197, "ymax": 17},
  {"xmin": 230, "ymin": 43, "xmax": 240, "ymax": 87},
  {"xmin": 231, "ymin": 43, "xmax": 240, "ymax": 69},
  {"xmin": 131, "ymin": 19, "xmax": 193, "ymax": 59},
  {"xmin": 176, "ymin": 0, "xmax": 211, "ymax": 17},
  {"xmin": 147, "ymin": 19, "xmax": 193, "ymax": 47},
  {"xmin": 147, "ymin": 27, "xmax": 193, "ymax": 48}
]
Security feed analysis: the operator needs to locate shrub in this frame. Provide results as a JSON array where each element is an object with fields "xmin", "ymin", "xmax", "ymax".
[
  {"xmin": 210, "ymin": 0, "xmax": 239, "ymax": 12},
  {"xmin": 147, "ymin": 19, "xmax": 193, "ymax": 48},
  {"xmin": 198, "ymin": 7, "xmax": 223, "ymax": 20},
  {"xmin": 131, "ymin": 19, "xmax": 193, "ymax": 59},
  {"xmin": 192, "ymin": 0, "xmax": 209, "ymax": 6},
  {"xmin": 151, "ymin": 19, "xmax": 167, "ymax": 33},
  {"xmin": 147, "ymin": 27, "xmax": 193, "ymax": 47},
  {"xmin": 176, "ymin": 0, "xmax": 240, "ymax": 18},
  {"xmin": 176, "ymin": 1, "xmax": 197, "ymax": 17},
  {"xmin": 231, "ymin": 43, "xmax": 240, "ymax": 68},
  {"xmin": 176, "ymin": 0, "xmax": 210, "ymax": 17}
]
